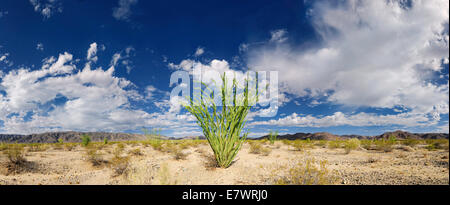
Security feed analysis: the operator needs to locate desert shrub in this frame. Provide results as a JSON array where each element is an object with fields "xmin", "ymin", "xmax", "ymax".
[
  {"xmin": 275, "ymin": 158, "xmax": 337, "ymax": 185},
  {"xmin": 260, "ymin": 147, "xmax": 271, "ymax": 156},
  {"xmin": 401, "ymin": 139, "xmax": 420, "ymax": 147},
  {"xmin": 64, "ymin": 143, "xmax": 76, "ymax": 151},
  {"xmin": 28, "ymin": 144, "xmax": 49, "ymax": 152},
  {"xmin": 425, "ymin": 140, "xmax": 449, "ymax": 151},
  {"xmin": 291, "ymin": 140, "xmax": 306, "ymax": 151},
  {"xmin": 249, "ymin": 141, "xmax": 262, "ymax": 154},
  {"xmin": 1, "ymin": 145, "xmax": 38, "ymax": 175},
  {"xmin": 344, "ymin": 139, "xmax": 361, "ymax": 154},
  {"xmin": 0, "ymin": 143, "xmax": 7, "ymax": 151},
  {"xmin": 103, "ymin": 138, "xmax": 109, "ymax": 145},
  {"xmin": 360, "ymin": 140, "xmax": 374, "ymax": 150},
  {"xmin": 85, "ymin": 146, "xmax": 105, "ymax": 166},
  {"xmin": 374, "ymin": 139, "xmax": 395, "ymax": 152},
  {"xmin": 81, "ymin": 135, "xmax": 91, "ymax": 147},
  {"xmin": 164, "ymin": 142, "xmax": 187, "ymax": 160},
  {"xmin": 249, "ymin": 141, "xmax": 271, "ymax": 156},
  {"xmin": 110, "ymin": 155, "xmax": 130, "ymax": 176},
  {"xmin": 328, "ymin": 140, "xmax": 342, "ymax": 149},
  {"xmin": 129, "ymin": 148, "xmax": 143, "ymax": 156},
  {"xmin": 183, "ymin": 74, "xmax": 257, "ymax": 168},
  {"xmin": 281, "ymin": 140, "xmax": 292, "ymax": 146},
  {"xmin": 314, "ymin": 140, "xmax": 328, "ymax": 148},
  {"xmin": 4, "ymin": 145, "xmax": 26, "ymax": 165}
]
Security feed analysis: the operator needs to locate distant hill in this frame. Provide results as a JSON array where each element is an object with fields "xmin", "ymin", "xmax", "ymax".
[
  {"xmin": 255, "ymin": 130, "xmax": 448, "ymax": 141},
  {"xmin": 0, "ymin": 130, "xmax": 447, "ymax": 144},
  {"xmin": 0, "ymin": 131, "xmax": 161, "ymax": 143}
]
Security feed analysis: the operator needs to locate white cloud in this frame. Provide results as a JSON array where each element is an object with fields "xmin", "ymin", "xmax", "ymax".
[
  {"xmin": 249, "ymin": 111, "xmax": 434, "ymax": 128},
  {"xmin": 113, "ymin": 0, "xmax": 138, "ymax": 21},
  {"xmin": 36, "ymin": 43, "xmax": 44, "ymax": 51},
  {"xmin": 29, "ymin": 0, "xmax": 63, "ymax": 19},
  {"xmin": 247, "ymin": 0, "xmax": 449, "ymax": 125},
  {"xmin": 0, "ymin": 45, "xmax": 200, "ymax": 136},
  {"xmin": 269, "ymin": 29, "xmax": 288, "ymax": 43},
  {"xmin": 87, "ymin": 42, "xmax": 98, "ymax": 62},
  {"xmin": 194, "ymin": 47, "xmax": 205, "ymax": 56},
  {"xmin": 111, "ymin": 53, "xmax": 121, "ymax": 66}
]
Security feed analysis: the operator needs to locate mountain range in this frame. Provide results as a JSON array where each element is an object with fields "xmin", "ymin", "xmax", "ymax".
[{"xmin": 0, "ymin": 130, "xmax": 448, "ymax": 144}]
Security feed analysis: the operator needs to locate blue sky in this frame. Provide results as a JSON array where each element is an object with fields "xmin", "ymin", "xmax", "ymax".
[{"xmin": 0, "ymin": 0, "xmax": 448, "ymax": 137}]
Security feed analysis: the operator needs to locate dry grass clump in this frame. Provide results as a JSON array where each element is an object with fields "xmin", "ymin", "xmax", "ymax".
[
  {"xmin": 425, "ymin": 139, "xmax": 449, "ymax": 151},
  {"xmin": 1, "ymin": 145, "xmax": 37, "ymax": 175},
  {"xmin": 249, "ymin": 141, "xmax": 271, "ymax": 156},
  {"xmin": 401, "ymin": 139, "xmax": 421, "ymax": 147},
  {"xmin": 164, "ymin": 142, "xmax": 188, "ymax": 160},
  {"xmin": 28, "ymin": 144, "xmax": 50, "ymax": 152},
  {"xmin": 129, "ymin": 148, "xmax": 143, "ymax": 156},
  {"xmin": 202, "ymin": 153, "xmax": 219, "ymax": 170},
  {"xmin": 328, "ymin": 140, "xmax": 342, "ymax": 149},
  {"xmin": 344, "ymin": 139, "xmax": 360, "ymax": 154},
  {"xmin": 275, "ymin": 158, "xmax": 337, "ymax": 185},
  {"xmin": 84, "ymin": 145, "xmax": 106, "ymax": 167},
  {"xmin": 291, "ymin": 140, "xmax": 307, "ymax": 151},
  {"xmin": 109, "ymin": 144, "xmax": 130, "ymax": 176},
  {"xmin": 64, "ymin": 143, "xmax": 77, "ymax": 151}
]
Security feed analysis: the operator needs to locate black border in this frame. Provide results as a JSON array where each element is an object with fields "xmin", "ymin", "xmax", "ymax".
[{"xmin": 0, "ymin": 185, "xmax": 448, "ymax": 203}]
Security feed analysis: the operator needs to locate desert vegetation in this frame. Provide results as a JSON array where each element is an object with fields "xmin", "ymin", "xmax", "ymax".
[
  {"xmin": 0, "ymin": 137, "xmax": 447, "ymax": 185},
  {"xmin": 183, "ymin": 74, "xmax": 257, "ymax": 168}
]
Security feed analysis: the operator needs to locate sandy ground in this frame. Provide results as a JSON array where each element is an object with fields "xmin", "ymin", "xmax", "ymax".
[{"xmin": 0, "ymin": 142, "xmax": 448, "ymax": 185}]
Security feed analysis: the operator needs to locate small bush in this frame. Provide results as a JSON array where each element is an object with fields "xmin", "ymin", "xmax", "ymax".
[
  {"xmin": 374, "ymin": 139, "xmax": 394, "ymax": 152},
  {"xmin": 249, "ymin": 142, "xmax": 271, "ymax": 156},
  {"xmin": 291, "ymin": 140, "xmax": 306, "ymax": 151},
  {"xmin": 28, "ymin": 144, "xmax": 49, "ymax": 152},
  {"xmin": 249, "ymin": 141, "xmax": 262, "ymax": 154},
  {"xmin": 110, "ymin": 155, "xmax": 130, "ymax": 176},
  {"xmin": 4, "ymin": 145, "xmax": 26, "ymax": 165},
  {"xmin": 344, "ymin": 139, "xmax": 360, "ymax": 154},
  {"xmin": 164, "ymin": 142, "xmax": 187, "ymax": 160},
  {"xmin": 85, "ymin": 146, "xmax": 105, "ymax": 166},
  {"xmin": 328, "ymin": 141, "xmax": 342, "ymax": 149},
  {"xmin": 401, "ymin": 139, "xmax": 420, "ymax": 147},
  {"xmin": 275, "ymin": 158, "xmax": 337, "ymax": 185},
  {"xmin": 129, "ymin": 148, "xmax": 143, "ymax": 156},
  {"xmin": 64, "ymin": 143, "xmax": 76, "ymax": 151},
  {"xmin": 103, "ymin": 138, "xmax": 109, "ymax": 145},
  {"xmin": 81, "ymin": 135, "xmax": 91, "ymax": 147},
  {"xmin": 425, "ymin": 139, "xmax": 449, "ymax": 151}
]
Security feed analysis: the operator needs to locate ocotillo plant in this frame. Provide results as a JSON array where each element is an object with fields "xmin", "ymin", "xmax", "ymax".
[
  {"xmin": 268, "ymin": 130, "xmax": 278, "ymax": 145},
  {"xmin": 184, "ymin": 73, "xmax": 258, "ymax": 168}
]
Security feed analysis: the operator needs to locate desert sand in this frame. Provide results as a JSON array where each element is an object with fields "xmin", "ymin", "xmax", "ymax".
[{"xmin": 0, "ymin": 141, "xmax": 448, "ymax": 185}]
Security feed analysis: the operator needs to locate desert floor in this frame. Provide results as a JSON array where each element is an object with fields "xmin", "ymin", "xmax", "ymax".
[{"xmin": 0, "ymin": 141, "xmax": 448, "ymax": 185}]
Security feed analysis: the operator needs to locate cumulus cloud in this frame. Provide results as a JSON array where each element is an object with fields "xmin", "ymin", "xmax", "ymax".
[
  {"xmin": 29, "ymin": 0, "xmax": 63, "ymax": 19},
  {"xmin": 249, "ymin": 111, "xmax": 434, "ymax": 128},
  {"xmin": 86, "ymin": 42, "xmax": 98, "ymax": 62},
  {"xmin": 247, "ymin": 0, "xmax": 449, "ymax": 127},
  {"xmin": 0, "ymin": 44, "xmax": 198, "ymax": 134},
  {"xmin": 113, "ymin": 0, "xmax": 138, "ymax": 21}
]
